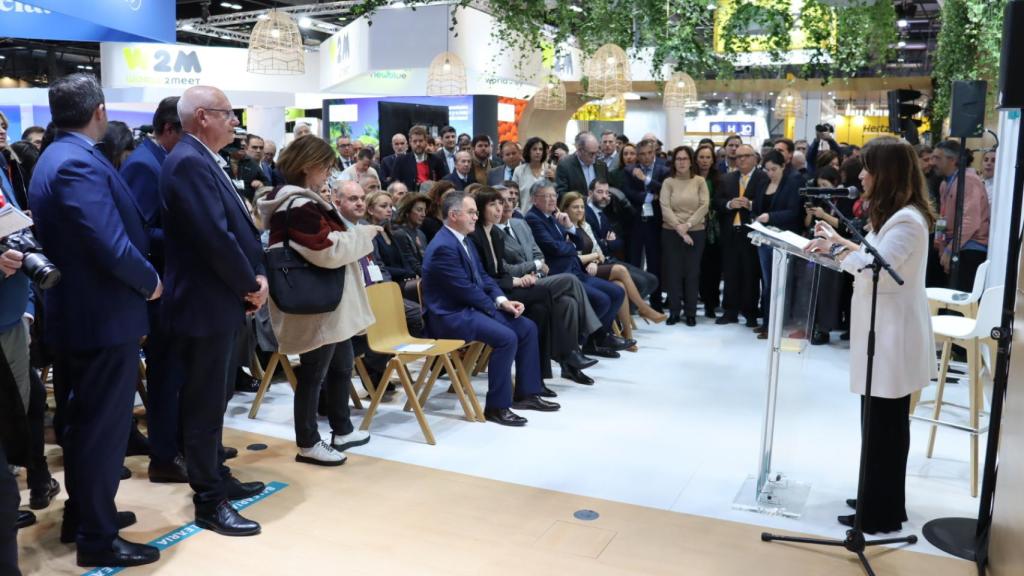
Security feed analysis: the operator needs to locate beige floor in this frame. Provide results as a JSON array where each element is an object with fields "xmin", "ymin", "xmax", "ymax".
[{"xmin": 16, "ymin": 428, "xmax": 976, "ymax": 575}]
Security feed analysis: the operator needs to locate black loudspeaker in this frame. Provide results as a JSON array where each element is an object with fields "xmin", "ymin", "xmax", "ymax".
[
  {"xmin": 999, "ymin": 1, "xmax": 1024, "ymax": 109},
  {"xmin": 949, "ymin": 80, "xmax": 988, "ymax": 138}
]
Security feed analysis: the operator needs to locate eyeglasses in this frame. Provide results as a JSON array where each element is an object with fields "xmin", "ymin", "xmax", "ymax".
[
  {"xmin": 535, "ymin": 193, "xmax": 557, "ymax": 199},
  {"xmin": 735, "ymin": 153, "xmax": 756, "ymax": 159},
  {"xmin": 201, "ymin": 108, "xmax": 237, "ymax": 120}
]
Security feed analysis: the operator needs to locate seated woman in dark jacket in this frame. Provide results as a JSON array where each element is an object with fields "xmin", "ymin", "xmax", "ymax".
[
  {"xmin": 365, "ymin": 190, "xmax": 416, "ymax": 283},
  {"xmin": 391, "ymin": 192, "xmax": 430, "ymax": 302}
]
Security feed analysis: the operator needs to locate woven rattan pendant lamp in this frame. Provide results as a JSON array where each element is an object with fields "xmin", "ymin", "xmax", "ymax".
[
  {"xmin": 426, "ymin": 5, "xmax": 467, "ymax": 96},
  {"xmin": 775, "ymin": 87, "xmax": 804, "ymax": 116},
  {"xmin": 585, "ymin": 43, "xmax": 631, "ymax": 97},
  {"xmin": 532, "ymin": 74, "xmax": 566, "ymax": 110},
  {"xmin": 247, "ymin": 10, "xmax": 305, "ymax": 75},
  {"xmin": 663, "ymin": 71, "xmax": 698, "ymax": 110}
]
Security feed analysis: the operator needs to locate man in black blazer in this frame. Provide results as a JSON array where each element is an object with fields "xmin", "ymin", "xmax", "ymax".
[
  {"xmin": 433, "ymin": 125, "xmax": 457, "ymax": 175},
  {"xmin": 622, "ymin": 138, "xmax": 667, "ymax": 310},
  {"xmin": 487, "ymin": 141, "xmax": 522, "ymax": 185},
  {"xmin": 713, "ymin": 144, "xmax": 764, "ymax": 326},
  {"xmin": 587, "ymin": 179, "xmax": 657, "ymax": 299},
  {"xmin": 160, "ymin": 86, "xmax": 267, "ymax": 538},
  {"xmin": 379, "ymin": 132, "xmax": 409, "ymax": 188},
  {"xmin": 388, "ymin": 126, "xmax": 448, "ymax": 190},
  {"xmin": 555, "ymin": 131, "xmax": 608, "ymax": 198},
  {"xmin": 443, "ymin": 150, "xmax": 476, "ymax": 191}
]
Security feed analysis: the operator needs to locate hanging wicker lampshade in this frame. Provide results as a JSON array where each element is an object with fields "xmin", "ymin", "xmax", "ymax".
[
  {"xmin": 585, "ymin": 43, "xmax": 631, "ymax": 97},
  {"xmin": 598, "ymin": 95, "xmax": 626, "ymax": 120},
  {"xmin": 247, "ymin": 11, "xmax": 305, "ymax": 75},
  {"xmin": 663, "ymin": 71, "xmax": 698, "ymax": 110},
  {"xmin": 533, "ymin": 75, "xmax": 566, "ymax": 111},
  {"xmin": 775, "ymin": 88, "xmax": 804, "ymax": 116},
  {"xmin": 426, "ymin": 51, "xmax": 467, "ymax": 96}
]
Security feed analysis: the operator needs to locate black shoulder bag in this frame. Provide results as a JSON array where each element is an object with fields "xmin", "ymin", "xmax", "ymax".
[{"xmin": 266, "ymin": 196, "xmax": 345, "ymax": 314}]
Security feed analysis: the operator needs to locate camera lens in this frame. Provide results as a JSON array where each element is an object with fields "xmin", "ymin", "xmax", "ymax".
[{"xmin": 21, "ymin": 253, "xmax": 61, "ymax": 290}]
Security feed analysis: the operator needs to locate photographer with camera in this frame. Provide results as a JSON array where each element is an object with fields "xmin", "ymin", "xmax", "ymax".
[{"xmin": 806, "ymin": 123, "xmax": 842, "ymax": 179}]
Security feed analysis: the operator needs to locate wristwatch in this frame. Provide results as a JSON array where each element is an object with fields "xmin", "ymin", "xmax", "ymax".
[{"xmin": 829, "ymin": 242, "xmax": 848, "ymax": 258}]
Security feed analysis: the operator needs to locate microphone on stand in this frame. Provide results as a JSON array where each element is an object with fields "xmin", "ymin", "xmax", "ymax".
[{"xmin": 799, "ymin": 186, "xmax": 860, "ymax": 200}]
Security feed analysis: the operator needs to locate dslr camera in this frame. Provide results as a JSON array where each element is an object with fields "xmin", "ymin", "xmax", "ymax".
[
  {"xmin": 815, "ymin": 123, "xmax": 834, "ymax": 134},
  {"xmin": 1, "ymin": 230, "xmax": 61, "ymax": 290}
]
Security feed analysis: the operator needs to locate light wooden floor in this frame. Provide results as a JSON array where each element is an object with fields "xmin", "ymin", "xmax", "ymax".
[{"xmin": 16, "ymin": 428, "xmax": 976, "ymax": 575}]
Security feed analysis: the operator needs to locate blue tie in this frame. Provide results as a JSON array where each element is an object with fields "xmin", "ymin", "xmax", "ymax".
[{"xmin": 462, "ymin": 238, "xmax": 482, "ymax": 284}]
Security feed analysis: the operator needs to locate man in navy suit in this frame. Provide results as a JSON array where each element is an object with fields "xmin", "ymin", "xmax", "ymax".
[
  {"xmin": 28, "ymin": 73, "xmax": 161, "ymax": 568},
  {"xmin": 121, "ymin": 96, "xmax": 189, "ymax": 485},
  {"xmin": 622, "ymin": 138, "xmax": 667, "ymax": 311},
  {"xmin": 525, "ymin": 180, "xmax": 635, "ymax": 358},
  {"xmin": 586, "ymin": 178, "xmax": 657, "ymax": 300},
  {"xmin": 160, "ymin": 86, "xmax": 266, "ymax": 537},
  {"xmin": 443, "ymin": 150, "xmax": 476, "ymax": 191},
  {"xmin": 420, "ymin": 192, "xmax": 559, "ymax": 426}
]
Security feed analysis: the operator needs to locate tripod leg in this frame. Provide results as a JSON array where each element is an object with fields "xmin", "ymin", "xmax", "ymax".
[
  {"xmin": 864, "ymin": 535, "xmax": 919, "ymax": 546},
  {"xmin": 761, "ymin": 533, "xmax": 847, "ymax": 547},
  {"xmin": 855, "ymin": 551, "xmax": 877, "ymax": 576}
]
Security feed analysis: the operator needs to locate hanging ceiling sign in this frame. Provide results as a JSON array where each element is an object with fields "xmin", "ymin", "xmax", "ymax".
[{"xmin": 0, "ymin": 0, "xmax": 175, "ymax": 43}]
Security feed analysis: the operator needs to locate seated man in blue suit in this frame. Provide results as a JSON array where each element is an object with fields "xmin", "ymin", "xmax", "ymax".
[
  {"xmin": 120, "ymin": 96, "xmax": 188, "ymax": 485},
  {"xmin": 420, "ymin": 192, "xmax": 560, "ymax": 426},
  {"xmin": 28, "ymin": 73, "xmax": 161, "ymax": 568},
  {"xmin": 160, "ymin": 86, "xmax": 267, "ymax": 538},
  {"xmin": 526, "ymin": 180, "xmax": 635, "ymax": 358}
]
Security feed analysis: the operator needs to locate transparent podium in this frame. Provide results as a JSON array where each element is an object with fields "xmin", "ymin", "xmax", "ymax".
[{"xmin": 732, "ymin": 223, "xmax": 843, "ymax": 518}]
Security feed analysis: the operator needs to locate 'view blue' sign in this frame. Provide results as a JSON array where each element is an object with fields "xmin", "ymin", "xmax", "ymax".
[
  {"xmin": 0, "ymin": 1, "xmax": 175, "ymax": 43},
  {"xmin": 710, "ymin": 121, "xmax": 756, "ymax": 137}
]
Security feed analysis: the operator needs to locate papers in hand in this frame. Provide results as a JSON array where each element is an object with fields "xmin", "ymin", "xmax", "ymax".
[
  {"xmin": 0, "ymin": 204, "xmax": 33, "ymax": 240},
  {"xmin": 747, "ymin": 221, "xmax": 811, "ymax": 251},
  {"xmin": 393, "ymin": 343, "xmax": 433, "ymax": 353}
]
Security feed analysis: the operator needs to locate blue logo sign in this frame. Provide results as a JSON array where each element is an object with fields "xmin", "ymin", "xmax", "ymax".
[
  {"xmin": 710, "ymin": 121, "xmax": 756, "ymax": 137},
  {"xmin": 0, "ymin": 0, "xmax": 174, "ymax": 43}
]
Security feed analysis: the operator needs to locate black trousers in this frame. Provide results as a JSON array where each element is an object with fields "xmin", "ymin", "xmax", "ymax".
[
  {"xmin": 720, "ymin": 224, "xmax": 760, "ymax": 320},
  {"xmin": 0, "ymin": 443, "xmax": 19, "ymax": 576},
  {"xmin": 168, "ymin": 329, "xmax": 238, "ymax": 505},
  {"xmin": 143, "ymin": 326, "xmax": 179, "ymax": 466},
  {"xmin": 859, "ymin": 394, "xmax": 911, "ymax": 533},
  {"xmin": 295, "ymin": 340, "xmax": 355, "ymax": 448},
  {"xmin": 628, "ymin": 216, "xmax": 663, "ymax": 305},
  {"xmin": 699, "ymin": 238, "xmax": 723, "ymax": 310},
  {"xmin": 507, "ymin": 285, "xmax": 554, "ymax": 379},
  {"xmin": 24, "ymin": 368, "xmax": 51, "ymax": 493},
  {"xmin": 55, "ymin": 343, "xmax": 138, "ymax": 553},
  {"xmin": 953, "ymin": 248, "xmax": 986, "ymax": 292},
  {"xmin": 661, "ymin": 229, "xmax": 706, "ymax": 317}
]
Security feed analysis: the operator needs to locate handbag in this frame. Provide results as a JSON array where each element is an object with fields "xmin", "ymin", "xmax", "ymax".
[{"xmin": 266, "ymin": 196, "xmax": 345, "ymax": 314}]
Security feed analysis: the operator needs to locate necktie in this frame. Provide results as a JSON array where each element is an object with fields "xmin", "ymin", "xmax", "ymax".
[
  {"xmin": 462, "ymin": 238, "xmax": 482, "ymax": 284},
  {"xmin": 503, "ymin": 224, "xmax": 516, "ymax": 242},
  {"xmin": 734, "ymin": 173, "xmax": 749, "ymax": 226}
]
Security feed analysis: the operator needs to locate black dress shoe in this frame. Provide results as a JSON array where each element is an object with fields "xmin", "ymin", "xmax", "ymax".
[
  {"xmin": 564, "ymin": 350, "xmax": 598, "ymax": 370},
  {"xmin": 601, "ymin": 333, "xmax": 635, "ymax": 351},
  {"xmin": 125, "ymin": 420, "xmax": 151, "ymax": 457},
  {"xmin": 582, "ymin": 344, "xmax": 620, "ymax": 359},
  {"xmin": 666, "ymin": 314, "xmax": 680, "ymax": 326},
  {"xmin": 704, "ymin": 308, "xmax": 717, "ymax": 319},
  {"xmin": 149, "ymin": 456, "xmax": 189, "ymax": 484},
  {"xmin": 77, "ymin": 536, "xmax": 160, "ymax": 568},
  {"xmin": 225, "ymin": 477, "xmax": 266, "ymax": 501},
  {"xmin": 715, "ymin": 315, "xmax": 738, "ymax": 325},
  {"xmin": 561, "ymin": 365, "xmax": 594, "ymax": 385},
  {"xmin": 846, "ymin": 498, "xmax": 857, "ymax": 510},
  {"xmin": 195, "ymin": 500, "xmax": 261, "ymax": 537},
  {"xmin": 120, "ymin": 466, "xmax": 132, "ymax": 480},
  {"xmin": 810, "ymin": 329, "xmax": 830, "ymax": 345},
  {"xmin": 840, "ymin": 331, "xmax": 851, "ymax": 341},
  {"xmin": 537, "ymin": 384, "xmax": 558, "ymax": 398},
  {"xmin": 685, "ymin": 316, "xmax": 697, "ymax": 327},
  {"xmin": 222, "ymin": 446, "xmax": 239, "ymax": 460},
  {"xmin": 483, "ymin": 407, "xmax": 527, "ymax": 427},
  {"xmin": 744, "ymin": 318, "xmax": 760, "ymax": 328},
  {"xmin": 234, "ymin": 370, "xmax": 260, "ymax": 393},
  {"xmin": 511, "ymin": 395, "xmax": 560, "ymax": 412},
  {"xmin": 837, "ymin": 514, "xmax": 855, "ymax": 529},
  {"xmin": 29, "ymin": 478, "xmax": 61, "ymax": 510},
  {"xmin": 16, "ymin": 510, "xmax": 36, "ymax": 530},
  {"xmin": 61, "ymin": 511, "xmax": 137, "ymax": 543}
]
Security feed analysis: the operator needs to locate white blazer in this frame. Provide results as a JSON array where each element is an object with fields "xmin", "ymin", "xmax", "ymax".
[{"xmin": 841, "ymin": 206, "xmax": 937, "ymax": 398}]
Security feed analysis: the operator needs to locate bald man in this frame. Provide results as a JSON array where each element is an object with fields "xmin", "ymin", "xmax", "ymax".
[{"xmin": 160, "ymin": 85, "xmax": 266, "ymax": 537}]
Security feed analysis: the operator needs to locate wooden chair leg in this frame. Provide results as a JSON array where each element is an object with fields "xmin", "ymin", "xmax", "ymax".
[
  {"xmin": 395, "ymin": 363, "xmax": 435, "ymax": 445},
  {"xmin": 136, "ymin": 359, "xmax": 150, "ymax": 412},
  {"xmin": 348, "ymin": 380, "xmax": 363, "ymax": 410},
  {"xmin": 355, "ymin": 356, "xmax": 376, "ymax": 397},
  {"xmin": 439, "ymin": 354, "xmax": 474, "ymax": 421},
  {"xmin": 248, "ymin": 353, "xmax": 281, "ymax": 419},
  {"xmin": 249, "ymin": 349, "xmax": 265, "ymax": 382},
  {"xmin": 473, "ymin": 346, "xmax": 492, "ymax": 376},
  {"xmin": 450, "ymin": 353, "xmax": 484, "ymax": 421},
  {"xmin": 969, "ymin": 339, "xmax": 980, "ymax": 498},
  {"xmin": 360, "ymin": 360, "xmax": 397, "ymax": 432},
  {"xmin": 404, "ymin": 356, "xmax": 438, "ymax": 412},
  {"xmin": 927, "ymin": 340, "xmax": 953, "ymax": 458},
  {"xmin": 280, "ymin": 357, "xmax": 299, "ymax": 392},
  {"xmin": 41, "ymin": 365, "xmax": 50, "ymax": 385}
]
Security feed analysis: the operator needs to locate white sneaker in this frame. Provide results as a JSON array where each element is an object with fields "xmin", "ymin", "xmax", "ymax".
[
  {"xmin": 295, "ymin": 440, "xmax": 346, "ymax": 467},
  {"xmin": 331, "ymin": 430, "xmax": 370, "ymax": 452}
]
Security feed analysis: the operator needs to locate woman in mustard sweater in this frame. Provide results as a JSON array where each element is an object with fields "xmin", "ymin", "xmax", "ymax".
[{"xmin": 660, "ymin": 146, "xmax": 709, "ymax": 325}]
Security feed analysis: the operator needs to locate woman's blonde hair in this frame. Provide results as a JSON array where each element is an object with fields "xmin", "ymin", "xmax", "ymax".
[{"xmin": 559, "ymin": 191, "xmax": 586, "ymax": 225}]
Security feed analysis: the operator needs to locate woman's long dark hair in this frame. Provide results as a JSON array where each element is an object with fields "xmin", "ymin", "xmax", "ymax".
[
  {"xmin": 100, "ymin": 121, "xmax": 136, "ymax": 169},
  {"xmin": 861, "ymin": 136, "xmax": 936, "ymax": 232}
]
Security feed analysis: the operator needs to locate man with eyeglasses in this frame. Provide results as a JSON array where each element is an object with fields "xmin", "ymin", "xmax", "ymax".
[
  {"xmin": 622, "ymin": 138, "xmax": 667, "ymax": 311},
  {"xmin": 713, "ymin": 144, "xmax": 765, "ymax": 326},
  {"xmin": 236, "ymin": 134, "xmax": 266, "ymax": 202},
  {"xmin": 335, "ymin": 136, "xmax": 355, "ymax": 171},
  {"xmin": 555, "ymin": 131, "xmax": 608, "ymax": 198},
  {"xmin": 421, "ymin": 192, "xmax": 559, "ymax": 427}
]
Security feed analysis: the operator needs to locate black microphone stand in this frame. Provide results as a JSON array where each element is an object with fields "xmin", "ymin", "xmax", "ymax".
[{"xmin": 762, "ymin": 197, "xmax": 918, "ymax": 576}]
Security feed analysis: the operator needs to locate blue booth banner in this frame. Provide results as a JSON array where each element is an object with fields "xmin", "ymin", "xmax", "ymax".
[{"xmin": 0, "ymin": 0, "xmax": 175, "ymax": 43}]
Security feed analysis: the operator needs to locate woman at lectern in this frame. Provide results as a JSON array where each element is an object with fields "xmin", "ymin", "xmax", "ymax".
[{"xmin": 806, "ymin": 136, "xmax": 937, "ymax": 534}]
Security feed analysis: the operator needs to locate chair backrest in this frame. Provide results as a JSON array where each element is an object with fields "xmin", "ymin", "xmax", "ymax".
[
  {"xmin": 365, "ymin": 282, "xmax": 412, "ymax": 348},
  {"xmin": 969, "ymin": 260, "xmax": 991, "ymax": 301},
  {"xmin": 969, "ymin": 285, "xmax": 1004, "ymax": 339}
]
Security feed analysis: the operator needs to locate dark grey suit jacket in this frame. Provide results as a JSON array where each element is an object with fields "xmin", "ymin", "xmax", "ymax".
[
  {"xmin": 498, "ymin": 218, "xmax": 545, "ymax": 277},
  {"xmin": 555, "ymin": 153, "xmax": 608, "ymax": 198}
]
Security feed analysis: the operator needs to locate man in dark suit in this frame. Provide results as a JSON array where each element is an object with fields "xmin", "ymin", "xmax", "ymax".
[
  {"xmin": 120, "ymin": 96, "xmax": 188, "ymax": 485},
  {"xmin": 487, "ymin": 141, "xmax": 522, "ymax": 185},
  {"xmin": 28, "ymin": 73, "xmax": 161, "ymax": 568},
  {"xmin": 587, "ymin": 178, "xmax": 657, "ymax": 300},
  {"xmin": 443, "ymin": 150, "xmax": 476, "ymax": 191},
  {"xmin": 421, "ymin": 192, "xmax": 559, "ymax": 426},
  {"xmin": 713, "ymin": 144, "xmax": 764, "ymax": 326},
  {"xmin": 555, "ymin": 132, "xmax": 608, "ymax": 197},
  {"xmin": 622, "ymin": 138, "xmax": 667, "ymax": 310},
  {"xmin": 335, "ymin": 135, "xmax": 355, "ymax": 171},
  {"xmin": 160, "ymin": 86, "xmax": 266, "ymax": 537},
  {"xmin": 378, "ymin": 132, "xmax": 409, "ymax": 188},
  {"xmin": 237, "ymin": 134, "xmax": 266, "ymax": 202},
  {"xmin": 471, "ymin": 134, "xmax": 501, "ymax": 184},
  {"xmin": 525, "ymin": 180, "xmax": 634, "ymax": 358},
  {"xmin": 387, "ymin": 125, "xmax": 447, "ymax": 190},
  {"xmin": 433, "ymin": 125, "xmax": 458, "ymax": 175}
]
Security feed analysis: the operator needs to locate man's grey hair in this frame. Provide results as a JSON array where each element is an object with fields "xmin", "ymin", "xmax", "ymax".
[
  {"xmin": 574, "ymin": 131, "xmax": 593, "ymax": 149},
  {"xmin": 177, "ymin": 86, "xmax": 226, "ymax": 130},
  {"xmin": 529, "ymin": 179, "xmax": 555, "ymax": 198},
  {"xmin": 386, "ymin": 181, "xmax": 408, "ymax": 194},
  {"xmin": 441, "ymin": 191, "xmax": 467, "ymax": 220}
]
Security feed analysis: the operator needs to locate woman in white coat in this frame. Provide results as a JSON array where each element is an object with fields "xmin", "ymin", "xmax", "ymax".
[{"xmin": 806, "ymin": 136, "xmax": 937, "ymax": 534}]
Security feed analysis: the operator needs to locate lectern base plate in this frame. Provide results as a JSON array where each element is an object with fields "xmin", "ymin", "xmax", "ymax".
[{"xmin": 732, "ymin": 474, "xmax": 811, "ymax": 519}]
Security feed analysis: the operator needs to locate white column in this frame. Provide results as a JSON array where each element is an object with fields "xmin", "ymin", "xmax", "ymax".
[
  {"xmin": 794, "ymin": 93, "xmax": 822, "ymax": 142},
  {"xmin": 986, "ymin": 109, "xmax": 1022, "ymax": 287},
  {"xmin": 245, "ymin": 106, "xmax": 286, "ymax": 152},
  {"xmin": 665, "ymin": 107, "xmax": 686, "ymax": 150}
]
